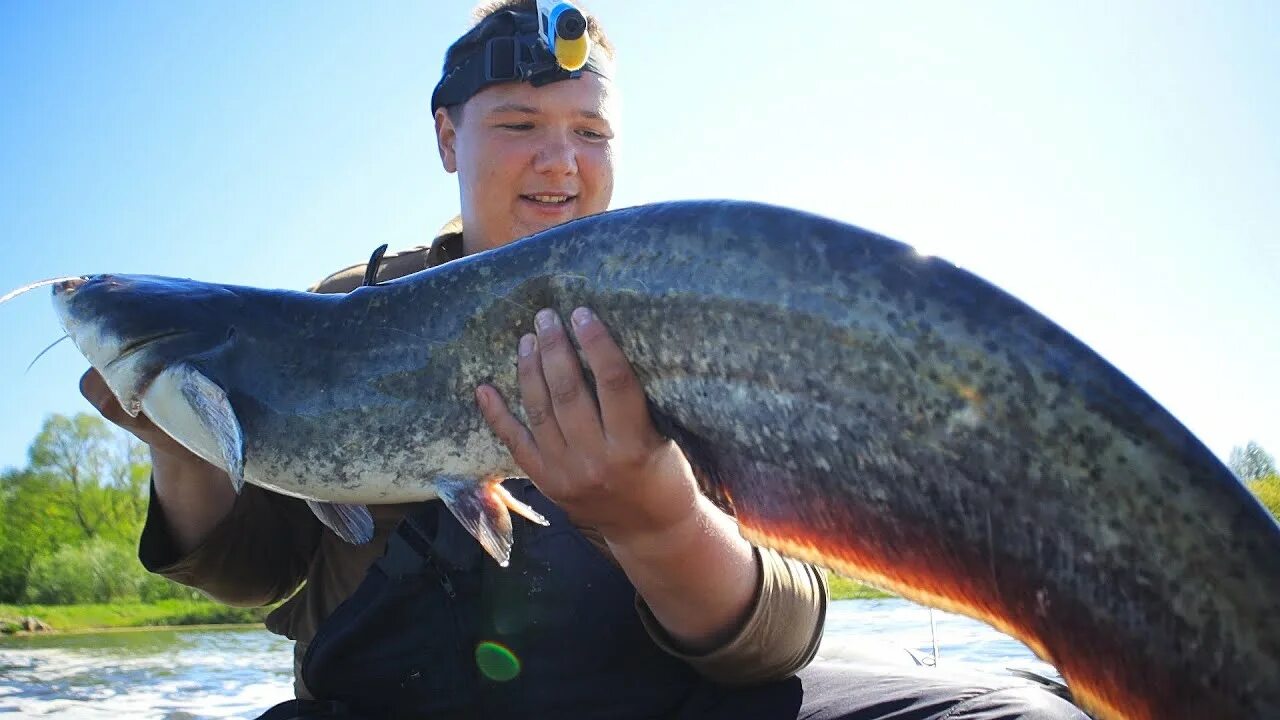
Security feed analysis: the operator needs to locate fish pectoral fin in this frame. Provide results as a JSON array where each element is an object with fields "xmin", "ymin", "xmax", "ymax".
[
  {"xmin": 306, "ymin": 500, "xmax": 374, "ymax": 544},
  {"xmin": 143, "ymin": 362, "xmax": 246, "ymax": 494},
  {"xmin": 437, "ymin": 477, "xmax": 547, "ymax": 567}
]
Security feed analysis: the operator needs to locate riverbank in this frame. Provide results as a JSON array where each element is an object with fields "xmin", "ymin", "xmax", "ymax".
[
  {"xmin": 0, "ymin": 599, "xmax": 270, "ymax": 634},
  {"xmin": 828, "ymin": 575, "xmax": 893, "ymax": 600},
  {"xmin": 2, "ymin": 577, "xmax": 888, "ymax": 634}
]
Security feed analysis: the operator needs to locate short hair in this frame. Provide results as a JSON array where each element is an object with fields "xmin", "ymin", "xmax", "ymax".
[{"xmin": 443, "ymin": 0, "xmax": 616, "ymax": 123}]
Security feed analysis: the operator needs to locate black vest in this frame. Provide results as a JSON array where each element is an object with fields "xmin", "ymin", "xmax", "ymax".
[{"xmin": 300, "ymin": 480, "xmax": 702, "ymax": 719}]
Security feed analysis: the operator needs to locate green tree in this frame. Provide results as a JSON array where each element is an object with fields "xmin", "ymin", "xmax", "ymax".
[
  {"xmin": 25, "ymin": 413, "xmax": 149, "ymax": 543},
  {"xmin": 1247, "ymin": 474, "xmax": 1280, "ymax": 521},
  {"xmin": 0, "ymin": 413, "xmax": 152, "ymax": 602},
  {"xmin": 0, "ymin": 471, "xmax": 31, "ymax": 600},
  {"xmin": 1229, "ymin": 441, "xmax": 1276, "ymax": 482},
  {"xmin": 0, "ymin": 468, "xmax": 87, "ymax": 601}
]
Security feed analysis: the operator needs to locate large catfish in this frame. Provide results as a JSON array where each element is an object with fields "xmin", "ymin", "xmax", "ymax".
[{"xmin": 23, "ymin": 200, "xmax": 1280, "ymax": 719}]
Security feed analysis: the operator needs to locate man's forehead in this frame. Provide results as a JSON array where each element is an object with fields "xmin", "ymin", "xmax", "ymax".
[{"xmin": 468, "ymin": 75, "xmax": 616, "ymax": 119}]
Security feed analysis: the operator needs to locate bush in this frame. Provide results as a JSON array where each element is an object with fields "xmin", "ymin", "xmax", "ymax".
[
  {"xmin": 0, "ymin": 538, "xmax": 31, "ymax": 603},
  {"xmin": 24, "ymin": 539, "xmax": 148, "ymax": 604},
  {"xmin": 1247, "ymin": 474, "xmax": 1280, "ymax": 521},
  {"xmin": 139, "ymin": 571, "xmax": 202, "ymax": 602}
]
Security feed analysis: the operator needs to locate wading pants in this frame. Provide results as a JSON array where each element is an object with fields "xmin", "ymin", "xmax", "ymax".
[
  {"xmin": 258, "ymin": 481, "xmax": 1089, "ymax": 720},
  {"xmin": 260, "ymin": 662, "xmax": 1089, "ymax": 720}
]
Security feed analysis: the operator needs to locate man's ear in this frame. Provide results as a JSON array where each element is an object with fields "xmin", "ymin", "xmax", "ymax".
[{"xmin": 434, "ymin": 108, "xmax": 458, "ymax": 173}]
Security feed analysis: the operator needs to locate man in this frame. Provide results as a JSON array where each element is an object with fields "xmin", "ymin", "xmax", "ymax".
[{"xmin": 82, "ymin": 2, "xmax": 1087, "ymax": 718}]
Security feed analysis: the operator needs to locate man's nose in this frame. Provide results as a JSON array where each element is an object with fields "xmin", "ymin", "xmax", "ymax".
[{"xmin": 533, "ymin": 135, "xmax": 577, "ymax": 175}]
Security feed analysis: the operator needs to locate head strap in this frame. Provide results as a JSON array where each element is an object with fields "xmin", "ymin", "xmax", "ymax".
[{"xmin": 431, "ymin": 9, "xmax": 611, "ymax": 114}]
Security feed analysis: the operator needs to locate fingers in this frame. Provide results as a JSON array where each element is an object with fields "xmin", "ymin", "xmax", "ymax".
[
  {"xmin": 569, "ymin": 307, "xmax": 652, "ymax": 442},
  {"xmin": 79, "ymin": 367, "xmax": 175, "ymax": 453},
  {"xmin": 476, "ymin": 384, "xmax": 544, "ymax": 477},
  {"xmin": 79, "ymin": 368, "xmax": 135, "ymax": 428},
  {"xmin": 531, "ymin": 308, "xmax": 604, "ymax": 446},
  {"xmin": 476, "ymin": 305, "xmax": 651, "ymax": 470},
  {"xmin": 514, "ymin": 330, "xmax": 567, "ymax": 452}
]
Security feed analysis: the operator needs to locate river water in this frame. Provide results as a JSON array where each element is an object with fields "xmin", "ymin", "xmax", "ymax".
[{"xmin": 0, "ymin": 598, "xmax": 1061, "ymax": 719}]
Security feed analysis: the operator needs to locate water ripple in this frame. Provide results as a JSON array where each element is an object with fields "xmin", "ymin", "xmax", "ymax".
[
  {"xmin": 0, "ymin": 627, "xmax": 294, "ymax": 719},
  {"xmin": 816, "ymin": 598, "xmax": 1061, "ymax": 680},
  {"xmin": 0, "ymin": 599, "xmax": 1059, "ymax": 718}
]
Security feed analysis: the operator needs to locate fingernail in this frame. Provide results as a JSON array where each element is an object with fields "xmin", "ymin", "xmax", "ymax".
[
  {"xmin": 519, "ymin": 334, "xmax": 535, "ymax": 357},
  {"xmin": 535, "ymin": 308, "xmax": 557, "ymax": 331},
  {"xmin": 571, "ymin": 307, "xmax": 593, "ymax": 327},
  {"xmin": 475, "ymin": 387, "xmax": 489, "ymax": 408}
]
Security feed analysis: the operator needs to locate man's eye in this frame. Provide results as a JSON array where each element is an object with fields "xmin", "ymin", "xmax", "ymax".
[
  {"xmin": 497, "ymin": 123, "xmax": 533, "ymax": 131},
  {"xmin": 577, "ymin": 128, "xmax": 608, "ymax": 140}
]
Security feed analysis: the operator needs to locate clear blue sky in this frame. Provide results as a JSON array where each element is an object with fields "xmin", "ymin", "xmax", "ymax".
[{"xmin": 1, "ymin": 1, "xmax": 1276, "ymax": 473}]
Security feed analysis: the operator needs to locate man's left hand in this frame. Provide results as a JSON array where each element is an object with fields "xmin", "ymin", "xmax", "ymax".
[{"xmin": 475, "ymin": 306, "xmax": 699, "ymax": 543}]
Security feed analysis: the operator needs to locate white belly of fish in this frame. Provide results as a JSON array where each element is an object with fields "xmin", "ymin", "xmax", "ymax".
[{"xmin": 140, "ymin": 362, "xmax": 521, "ymax": 504}]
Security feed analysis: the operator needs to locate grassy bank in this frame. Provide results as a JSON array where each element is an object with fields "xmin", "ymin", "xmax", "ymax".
[
  {"xmin": 0, "ymin": 599, "xmax": 270, "ymax": 634},
  {"xmin": 828, "ymin": 575, "xmax": 894, "ymax": 600}
]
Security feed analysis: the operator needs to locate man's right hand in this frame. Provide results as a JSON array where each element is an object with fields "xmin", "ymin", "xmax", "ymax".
[
  {"xmin": 80, "ymin": 366, "xmax": 238, "ymax": 553},
  {"xmin": 80, "ymin": 367, "xmax": 197, "ymax": 460}
]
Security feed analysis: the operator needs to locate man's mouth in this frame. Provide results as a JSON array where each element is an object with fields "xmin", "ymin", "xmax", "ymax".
[{"xmin": 520, "ymin": 193, "xmax": 577, "ymax": 206}]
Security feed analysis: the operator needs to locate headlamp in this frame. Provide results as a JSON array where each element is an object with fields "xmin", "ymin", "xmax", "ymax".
[{"xmin": 430, "ymin": 7, "xmax": 611, "ymax": 114}]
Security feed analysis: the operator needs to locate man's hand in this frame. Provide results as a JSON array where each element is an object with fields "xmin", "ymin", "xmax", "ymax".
[
  {"xmin": 80, "ymin": 367, "xmax": 236, "ymax": 553},
  {"xmin": 475, "ymin": 307, "xmax": 759, "ymax": 651},
  {"xmin": 80, "ymin": 368, "xmax": 197, "ymax": 461},
  {"xmin": 474, "ymin": 306, "xmax": 699, "ymax": 540}
]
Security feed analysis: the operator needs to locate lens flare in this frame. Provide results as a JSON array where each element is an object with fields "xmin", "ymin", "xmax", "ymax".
[{"xmin": 475, "ymin": 641, "xmax": 520, "ymax": 682}]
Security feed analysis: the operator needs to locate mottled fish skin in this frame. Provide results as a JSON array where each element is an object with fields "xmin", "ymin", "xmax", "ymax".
[{"xmin": 49, "ymin": 200, "xmax": 1280, "ymax": 719}]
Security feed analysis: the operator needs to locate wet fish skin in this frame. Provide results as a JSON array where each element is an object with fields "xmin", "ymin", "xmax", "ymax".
[{"xmin": 48, "ymin": 199, "xmax": 1280, "ymax": 719}]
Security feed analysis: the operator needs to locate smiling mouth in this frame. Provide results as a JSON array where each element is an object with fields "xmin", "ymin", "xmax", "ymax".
[{"xmin": 520, "ymin": 194, "xmax": 577, "ymax": 206}]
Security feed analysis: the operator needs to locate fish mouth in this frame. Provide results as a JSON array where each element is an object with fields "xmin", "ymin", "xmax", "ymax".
[
  {"xmin": 98, "ymin": 330, "xmax": 195, "ymax": 417},
  {"xmin": 104, "ymin": 330, "xmax": 191, "ymax": 371}
]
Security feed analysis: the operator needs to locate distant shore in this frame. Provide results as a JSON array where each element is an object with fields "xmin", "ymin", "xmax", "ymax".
[
  {"xmin": 828, "ymin": 576, "xmax": 894, "ymax": 601},
  {"xmin": 2, "ymin": 578, "xmax": 891, "ymax": 635},
  {"xmin": 0, "ymin": 599, "xmax": 271, "ymax": 635}
]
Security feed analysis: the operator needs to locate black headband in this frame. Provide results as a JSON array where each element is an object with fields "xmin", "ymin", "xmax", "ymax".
[{"xmin": 431, "ymin": 9, "xmax": 612, "ymax": 114}]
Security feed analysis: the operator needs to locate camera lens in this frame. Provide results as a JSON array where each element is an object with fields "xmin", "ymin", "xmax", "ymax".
[{"xmin": 556, "ymin": 9, "xmax": 586, "ymax": 40}]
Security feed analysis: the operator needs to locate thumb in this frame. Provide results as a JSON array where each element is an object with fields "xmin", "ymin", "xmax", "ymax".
[{"xmin": 79, "ymin": 367, "xmax": 156, "ymax": 434}]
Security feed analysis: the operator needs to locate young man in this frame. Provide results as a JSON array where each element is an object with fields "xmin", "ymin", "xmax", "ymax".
[{"xmin": 82, "ymin": 2, "xmax": 1087, "ymax": 718}]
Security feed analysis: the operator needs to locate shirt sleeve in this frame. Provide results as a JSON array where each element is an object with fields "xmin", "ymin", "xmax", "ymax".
[
  {"xmin": 577, "ymin": 520, "xmax": 828, "ymax": 685},
  {"xmin": 632, "ymin": 545, "xmax": 828, "ymax": 685},
  {"xmin": 138, "ymin": 477, "xmax": 322, "ymax": 607}
]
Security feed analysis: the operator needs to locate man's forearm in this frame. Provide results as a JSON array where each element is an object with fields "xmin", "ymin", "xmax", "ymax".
[
  {"xmin": 606, "ymin": 495, "xmax": 759, "ymax": 653},
  {"xmin": 150, "ymin": 447, "xmax": 238, "ymax": 555}
]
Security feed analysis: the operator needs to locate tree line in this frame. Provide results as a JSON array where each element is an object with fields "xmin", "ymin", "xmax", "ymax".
[
  {"xmin": 0, "ymin": 414, "xmax": 197, "ymax": 604},
  {"xmin": 1232, "ymin": 440, "xmax": 1280, "ymax": 518},
  {"xmin": 0, "ymin": 413, "xmax": 1276, "ymax": 605}
]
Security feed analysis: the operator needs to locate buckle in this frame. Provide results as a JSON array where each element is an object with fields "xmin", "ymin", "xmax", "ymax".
[
  {"xmin": 484, "ymin": 33, "xmax": 577, "ymax": 86},
  {"xmin": 483, "ymin": 36, "xmax": 521, "ymax": 82}
]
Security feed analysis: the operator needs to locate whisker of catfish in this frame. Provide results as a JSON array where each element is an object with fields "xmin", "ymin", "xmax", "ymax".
[
  {"xmin": 0, "ymin": 276, "xmax": 85, "ymax": 305},
  {"xmin": 27, "ymin": 334, "xmax": 73, "ymax": 374}
]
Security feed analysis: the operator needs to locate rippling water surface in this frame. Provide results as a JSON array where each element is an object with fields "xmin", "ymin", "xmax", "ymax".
[
  {"xmin": 0, "ymin": 626, "xmax": 293, "ymax": 718},
  {"xmin": 0, "ymin": 599, "xmax": 1060, "ymax": 719}
]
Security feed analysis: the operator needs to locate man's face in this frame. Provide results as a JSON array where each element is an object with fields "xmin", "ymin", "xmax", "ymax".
[{"xmin": 435, "ymin": 72, "xmax": 618, "ymax": 255}]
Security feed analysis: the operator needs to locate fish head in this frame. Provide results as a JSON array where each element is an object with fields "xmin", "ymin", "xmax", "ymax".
[{"xmin": 52, "ymin": 274, "xmax": 242, "ymax": 417}]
